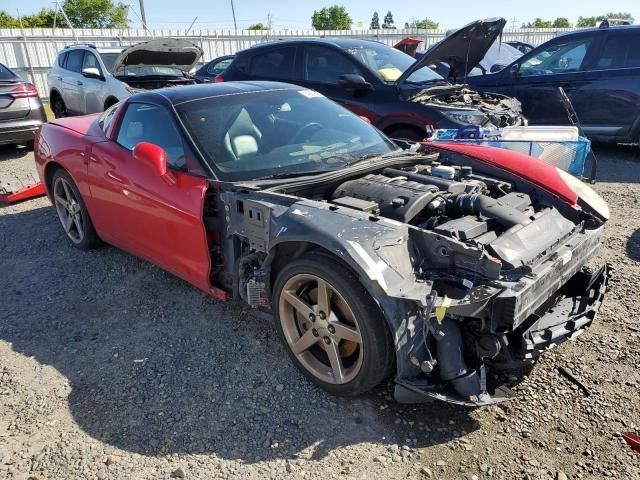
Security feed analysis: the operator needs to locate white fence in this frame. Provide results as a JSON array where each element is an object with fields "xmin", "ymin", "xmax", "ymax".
[{"xmin": 0, "ymin": 27, "xmax": 576, "ymax": 101}]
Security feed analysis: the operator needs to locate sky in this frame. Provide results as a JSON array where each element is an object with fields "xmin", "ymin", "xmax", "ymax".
[{"xmin": 8, "ymin": 0, "xmax": 640, "ymax": 30}]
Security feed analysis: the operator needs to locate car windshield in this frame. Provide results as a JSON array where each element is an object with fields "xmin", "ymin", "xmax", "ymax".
[
  {"xmin": 343, "ymin": 43, "xmax": 443, "ymax": 84},
  {"xmin": 100, "ymin": 52, "xmax": 120, "ymax": 72},
  {"xmin": 175, "ymin": 88, "xmax": 400, "ymax": 181}
]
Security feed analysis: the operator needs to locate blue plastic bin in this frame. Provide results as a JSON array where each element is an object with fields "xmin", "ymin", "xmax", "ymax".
[{"xmin": 435, "ymin": 136, "xmax": 591, "ymax": 177}]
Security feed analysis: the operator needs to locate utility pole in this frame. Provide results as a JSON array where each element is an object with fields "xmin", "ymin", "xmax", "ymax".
[
  {"xmin": 139, "ymin": 0, "xmax": 147, "ymax": 31},
  {"xmin": 267, "ymin": 12, "xmax": 273, "ymax": 29},
  {"xmin": 509, "ymin": 17, "xmax": 519, "ymax": 29},
  {"xmin": 230, "ymin": 0, "xmax": 238, "ymax": 31}
]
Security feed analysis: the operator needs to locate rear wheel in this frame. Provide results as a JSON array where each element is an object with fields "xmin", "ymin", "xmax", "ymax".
[
  {"xmin": 52, "ymin": 169, "xmax": 100, "ymax": 250},
  {"xmin": 50, "ymin": 92, "xmax": 66, "ymax": 118},
  {"xmin": 273, "ymin": 253, "xmax": 393, "ymax": 396}
]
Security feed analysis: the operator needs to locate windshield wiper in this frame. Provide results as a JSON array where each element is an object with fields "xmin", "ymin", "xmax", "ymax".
[
  {"xmin": 253, "ymin": 170, "xmax": 333, "ymax": 181},
  {"xmin": 347, "ymin": 150, "xmax": 419, "ymax": 166}
]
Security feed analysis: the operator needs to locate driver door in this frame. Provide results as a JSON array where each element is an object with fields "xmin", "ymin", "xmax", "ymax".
[
  {"xmin": 511, "ymin": 34, "xmax": 600, "ymax": 125},
  {"xmin": 298, "ymin": 45, "xmax": 377, "ymax": 120},
  {"xmin": 87, "ymin": 102, "xmax": 212, "ymax": 291}
]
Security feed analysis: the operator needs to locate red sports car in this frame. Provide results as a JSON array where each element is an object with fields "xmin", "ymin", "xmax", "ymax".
[{"xmin": 34, "ymin": 82, "xmax": 610, "ymax": 405}]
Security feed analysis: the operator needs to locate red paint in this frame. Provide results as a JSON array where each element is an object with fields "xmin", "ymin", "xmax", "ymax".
[
  {"xmin": 428, "ymin": 142, "xmax": 579, "ymax": 205},
  {"xmin": 214, "ymin": 75, "xmax": 225, "ymax": 83},
  {"xmin": 133, "ymin": 142, "xmax": 168, "ymax": 177},
  {"xmin": 0, "ymin": 182, "xmax": 45, "ymax": 204},
  {"xmin": 49, "ymin": 114, "xmax": 103, "ymax": 138},
  {"xmin": 623, "ymin": 433, "xmax": 640, "ymax": 453},
  {"xmin": 35, "ymin": 116, "xmax": 214, "ymax": 296}
]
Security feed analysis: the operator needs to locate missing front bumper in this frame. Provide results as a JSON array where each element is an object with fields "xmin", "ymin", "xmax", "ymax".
[{"xmin": 518, "ymin": 264, "xmax": 610, "ymax": 360}]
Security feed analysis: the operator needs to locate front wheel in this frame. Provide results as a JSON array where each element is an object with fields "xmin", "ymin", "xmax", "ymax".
[
  {"xmin": 273, "ymin": 252, "xmax": 394, "ymax": 396},
  {"xmin": 50, "ymin": 93, "xmax": 67, "ymax": 118}
]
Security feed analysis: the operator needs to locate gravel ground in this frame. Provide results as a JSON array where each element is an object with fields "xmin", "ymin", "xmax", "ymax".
[{"xmin": 1, "ymin": 144, "xmax": 639, "ymax": 480}]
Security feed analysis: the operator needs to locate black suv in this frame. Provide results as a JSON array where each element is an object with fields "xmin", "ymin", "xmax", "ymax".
[
  {"xmin": 220, "ymin": 39, "xmax": 525, "ymax": 141},
  {"xmin": 467, "ymin": 24, "xmax": 640, "ymax": 143}
]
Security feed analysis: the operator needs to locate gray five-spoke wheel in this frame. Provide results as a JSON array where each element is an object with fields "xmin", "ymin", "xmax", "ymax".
[
  {"xmin": 53, "ymin": 176, "xmax": 85, "ymax": 244},
  {"xmin": 278, "ymin": 273, "xmax": 364, "ymax": 385}
]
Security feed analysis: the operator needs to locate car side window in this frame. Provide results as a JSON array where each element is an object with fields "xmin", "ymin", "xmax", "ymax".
[
  {"xmin": 519, "ymin": 38, "xmax": 592, "ymax": 76},
  {"xmin": 116, "ymin": 103, "xmax": 187, "ymax": 171},
  {"xmin": 595, "ymin": 31, "xmax": 640, "ymax": 69},
  {"xmin": 207, "ymin": 58, "xmax": 233, "ymax": 75},
  {"xmin": 82, "ymin": 51, "xmax": 103, "ymax": 75},
  {"xmin": 249, "ymin": 47, "xmax": 296, "ymax": 80},
  {"xmin": 65, "ymin": 50, "xmax": 85, "ymax": 73},
  {"xmin": 303, "ymin": 46, "xmax": 363, "ymax": 84},
  {"xmin": 58, "ymin": 52, "xmax": 68, "ymax": 68}
]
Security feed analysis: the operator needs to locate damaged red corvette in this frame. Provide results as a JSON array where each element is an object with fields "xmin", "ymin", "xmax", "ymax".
[{"xmin": 34, "ymin": 82, "xmax": 610, "ymax": 405}]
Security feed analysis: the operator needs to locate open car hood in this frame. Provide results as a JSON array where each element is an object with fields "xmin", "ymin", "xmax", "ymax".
[
  {"xmin": 111, "ymin": 38, "xmax": 204, "ymax": 73},
  {"xmin": 402, "ymin": 18, "xmax": 506, "ymax": 82}
]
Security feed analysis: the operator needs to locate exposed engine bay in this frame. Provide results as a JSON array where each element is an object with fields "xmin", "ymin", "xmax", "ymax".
[
  {"xmin": 116, "ymin": 75, "xmax": 197, "ymax": 90},
  {"xmin": 411, "ymin": 84, "xmax": 525, "ymax": 127},
  {"xmin": 219, "ymin": 146, "xmax": 609, "ymax": 406}
]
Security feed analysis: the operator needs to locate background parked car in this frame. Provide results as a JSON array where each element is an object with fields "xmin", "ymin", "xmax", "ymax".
[
  {"xmin": 0, "ymin": 63, "xmax": 46, "ymax": 148},
  {"xmin": 194, "ymin": 55, "xmax": 235, "ymax": 83},
  {"xmin": 506, "ymin": 41, "xmax": 536, "ymax": 55},
  {"xmin": 220, "ymin": 38, "xmax": 525, "ymax": 141},
  {"xmin": 48, "ymin": 39, "xmax": 202, "ymax": 117},
  {"xmin": 466, "ymin": 24, "xmax": 640, "ymax": 144}
]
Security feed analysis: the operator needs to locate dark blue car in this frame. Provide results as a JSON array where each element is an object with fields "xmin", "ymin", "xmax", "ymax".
[{"xmin": 467, "ymin": 24, "xmax": 640, "ymax": 144}]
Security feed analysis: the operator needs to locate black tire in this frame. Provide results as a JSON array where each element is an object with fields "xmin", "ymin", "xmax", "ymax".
[
  {"xmin": 104, "ymin": 97, "xmax": 118, "ymax": 111},
  {"xmin": 386, "ymin": 126, "xmax": 427, "ymax": 142},
  {"xmin": 51, "ymin": 169, "xmax": 100, "ymax": 250},
  {"xmin": 50, "ymin": 92, "xmax": 67, "ymax": 118},
  {"xmin": 272, "ymin": 252, "xmax": 394, "ymax": 396}
]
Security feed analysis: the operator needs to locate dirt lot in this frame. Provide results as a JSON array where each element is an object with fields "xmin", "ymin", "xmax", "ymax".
[{"xmin": 1, "ymin": 144, "xmax": 639, "ymax": 480}]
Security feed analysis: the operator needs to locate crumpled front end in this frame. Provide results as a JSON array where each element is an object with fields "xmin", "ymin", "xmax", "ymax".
[{"xmin": 411, "ymin": 84, "xmax": 525, "ymax": 128}]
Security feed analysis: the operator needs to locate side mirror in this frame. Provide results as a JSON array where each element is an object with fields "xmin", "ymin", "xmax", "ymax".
[
  {"xmin": 510, "ymin": 64, "xmax": 520, "ymax": 78},
  {"xmin": 82, "ymin": 67, "xmax": 102, "ymax": 79},
  {"xmin": 338, "ymin": 74, "xmax": 373, "ymax": 91},
  {"xmin": 133, "ymin": 142, "xmax": 168, "ymax": 177}
]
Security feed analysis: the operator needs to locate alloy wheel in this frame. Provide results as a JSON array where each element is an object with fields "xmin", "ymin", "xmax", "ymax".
[
  {"xmin": 278, "ymin": 273, "xmax": 364, "ymax": 384},
  {"xmin": 53, "ymin": 177, "xmax": 84, "ymax": 244}
]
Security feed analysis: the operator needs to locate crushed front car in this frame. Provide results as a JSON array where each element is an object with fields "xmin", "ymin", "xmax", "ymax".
[
  {"xmin": 411, "ymin": 83, "xmax": 525, "ymax": 128},
  {"xmin": 232, "ymin": 140, "xmax": 609, "ymax": 406}
]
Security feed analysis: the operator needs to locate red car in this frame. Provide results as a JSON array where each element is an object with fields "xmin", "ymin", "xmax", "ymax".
[{"xmin": 34, "ymin": 82, "xmax": 610, "ymax": 405}]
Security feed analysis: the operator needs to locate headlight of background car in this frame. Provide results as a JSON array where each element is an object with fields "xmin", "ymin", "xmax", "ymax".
[{"xmin": 442, "ymin": 111, "xmax": 490, "ymax": 126}]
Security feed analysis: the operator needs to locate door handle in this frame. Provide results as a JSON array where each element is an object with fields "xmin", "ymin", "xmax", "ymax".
[
  {"xmin": 106, "ymin": 171, "xmax": 128, "ymax": 185},
  {"xmin": 57, "ymin": 76, "xmax": 62, "ymax": 81},
  {"xmin": 76, "ymin": 81, "xmax": 83, "ymax": 86}
]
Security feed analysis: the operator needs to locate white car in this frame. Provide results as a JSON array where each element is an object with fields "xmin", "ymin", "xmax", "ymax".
[{"xmin": 47, "ymin": 38, "xmax": 203, "ymax": 117}]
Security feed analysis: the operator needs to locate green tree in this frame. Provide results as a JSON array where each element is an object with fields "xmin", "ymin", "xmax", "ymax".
[
  {"xmin": 576, "ymin": 16, "xmax": 597, "ymax": 27},
  {"xmin": 0, "ymin": 11, "xmax": 21, "ymax": 28},
  {"xmin": 63, "ymin": 0, "xmax": 128, "ymax": 28},
  {"xmin": 408, "ymin": 18, "xmax": 439, "ymax": 29},
  {"xmin": 247, "ymin": 23, "xmax": 268, "ymax": 30},
  {"xmin": 370, "ymin": 11, "xmax": 380, "ymax": 29},
  {"xmin": 552, "ymin": 17, "xmax": 572, "ymax": 28},
  {"xmin": 311, "ymin": 5, "xmax": 351, "ymax": 30},
  {"xmin": 0, "ymin": 9, "xmax": 57, "ymax": 28},
  {"xmin": 382, "ymin": 10, "xmax": 395, "ymax": 29},
  {"xmin": 524, "ymin": 18, "xmax": 553, "ymax": 28},
  {"xmin": 577, "ymin": 12, "xmax": 634, "ymax": 27}
]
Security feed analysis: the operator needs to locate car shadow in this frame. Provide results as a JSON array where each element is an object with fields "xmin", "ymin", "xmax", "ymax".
[
  {"xmin": 591, "ymin": 144, "xmax": 640, "ymax": 183},
  {"xmin": 0, "ymin": 143, "xmax": 32, "ymax": 161},
  {"xmin": 626, "ymin": 228, "xmax": 640, "ymax": 262},
  {"xmin": 0, "ymin": 204, "xmax": 480, "ymax": 463}
]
